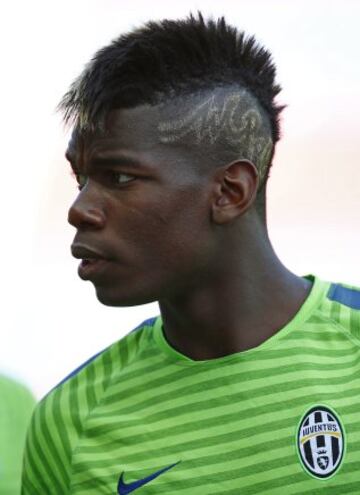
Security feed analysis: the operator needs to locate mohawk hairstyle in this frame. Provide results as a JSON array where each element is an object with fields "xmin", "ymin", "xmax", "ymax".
[
  {"xmin": 59, "ymin": 12, "xmax": 283, "ymax": 144},
  {"xmin": 60, "ymin": 13, "xmax": 285, "ymax": 217}
]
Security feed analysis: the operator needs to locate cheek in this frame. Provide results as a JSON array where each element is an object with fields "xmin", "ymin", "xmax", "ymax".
[
  {"xmin": 149, "ymin": 201, "xmax": 213, "ymax": 268},
  {"xmin": 109, "ymin": 184, "xmax": 212, "ymax": 265},
  {"xmin": 96, "ymin": 195, "xmax": 214, "ymax": 304}
]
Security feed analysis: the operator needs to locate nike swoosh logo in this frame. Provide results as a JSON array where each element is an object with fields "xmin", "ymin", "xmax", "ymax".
[{"xmin": 117, "ymin": 461, "xmax": 180, "ymax": 494}]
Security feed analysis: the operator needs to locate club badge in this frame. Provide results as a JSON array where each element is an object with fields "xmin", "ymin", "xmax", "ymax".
[{"xmin": 297, "ymin": 405, "xmax": 345, "ymax": 479}]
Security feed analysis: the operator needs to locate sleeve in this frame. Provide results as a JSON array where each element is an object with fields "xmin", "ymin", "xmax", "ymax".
[{"xmin": 21, "ymin": 385, "xmax": 74, "ymax": 495}]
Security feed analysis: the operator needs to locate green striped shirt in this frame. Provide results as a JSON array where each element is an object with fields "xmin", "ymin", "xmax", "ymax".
[{"xmin": 22, "ymin": 275, "xmax": 360, "ymax": 494}]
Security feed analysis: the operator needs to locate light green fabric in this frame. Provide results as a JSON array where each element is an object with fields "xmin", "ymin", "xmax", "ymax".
[
  {"xmin": 0, "ymin": 376, "xmax": 36, "ymax": 494},
  {"xmin": 22, "ymin": 276, "xmax": 360, "ymax": 494}
]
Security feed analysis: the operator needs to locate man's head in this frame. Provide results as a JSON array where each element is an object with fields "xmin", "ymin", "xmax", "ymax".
[
  {"xmin": 61, "ymin": 13, "xmax": 283, "ymax": 214},
  {"xmin": 62, "ymin": 13, "xmax": 284, "ymax": 306}
]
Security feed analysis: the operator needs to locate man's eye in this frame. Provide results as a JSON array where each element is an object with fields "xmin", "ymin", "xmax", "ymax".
[
  {"xmin": 76, "ymin": 173, "xmax": 88, "ymax": 190},
  {"xmin": 110, "ymin": 172, "xmax": 136, "ymax": 185},
  {"xmin": 70, "ymin": 170, "xmax": 88, "ymax": 190}
]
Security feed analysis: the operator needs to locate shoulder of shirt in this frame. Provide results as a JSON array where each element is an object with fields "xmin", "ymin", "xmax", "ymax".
[
  {"xmin": 326, "ymin": 280, "xmax": 360, "ymax": 310},
  {"xmin": 44, "ymin": 316, "xmax": 158, "ymax": 398},
  {"xmin": 316, "ymin": 278, "xmax": 360, "ymax": 342},
  {"xmin": 22, "ymin": 317, "xmax": 158, "ymax": 493}
]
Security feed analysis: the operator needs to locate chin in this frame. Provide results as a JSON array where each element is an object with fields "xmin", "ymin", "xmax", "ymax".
[{"xmin": 94, "ymin": 286, "xmax": 156, "ymax": 307}]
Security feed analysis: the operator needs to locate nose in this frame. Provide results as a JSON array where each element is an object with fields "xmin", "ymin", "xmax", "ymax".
[{"xmin": 67, "ymin": 189, "xmax": 105, "ymax": 230}]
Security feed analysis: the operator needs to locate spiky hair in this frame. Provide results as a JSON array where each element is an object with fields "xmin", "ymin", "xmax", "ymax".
[{"xmin": 59, "ymin": 13, "xmax": 283, "ymax": 145}]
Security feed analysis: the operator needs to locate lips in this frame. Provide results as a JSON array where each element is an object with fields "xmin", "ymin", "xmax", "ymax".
[
  {"xmin": 71, "ymin": 244, "xmax": 108, "ymax": 261},
  {"xmin": 78, "ymin": 258, "xmax": 111, "ymax": 280},
  {"xmin": 71, "ymin": 243, "xmax": 113, "ymax": 281}
]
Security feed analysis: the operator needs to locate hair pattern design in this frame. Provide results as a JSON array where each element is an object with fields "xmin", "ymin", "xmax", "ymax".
[{"xmin": 158, "ymin": 91, "xmax": 273, "ymax": 180}]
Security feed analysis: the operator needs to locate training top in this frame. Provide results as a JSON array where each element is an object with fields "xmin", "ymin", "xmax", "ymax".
[
  {"xmin": 22, "ymin": 275, "xmax": 360, "ymax": 494},
  {"xmin": 0, "ymin": 375, "xmax": 36, "ymax": 495}
]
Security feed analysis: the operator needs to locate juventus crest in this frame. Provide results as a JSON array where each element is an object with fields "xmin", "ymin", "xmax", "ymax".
[{"xmin": 297, "ymin": 405, "xmax": 345, "ymax": 479}]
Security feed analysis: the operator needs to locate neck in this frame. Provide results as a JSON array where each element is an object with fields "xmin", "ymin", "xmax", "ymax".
[{"xmin": 158, "ymin": 226, "xmax": 312, "ymax": 360}]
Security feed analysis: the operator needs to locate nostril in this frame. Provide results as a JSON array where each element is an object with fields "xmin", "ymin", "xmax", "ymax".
[{"xmin": 68, "ymin": 204, "xmax": 106, "ymax": 230}]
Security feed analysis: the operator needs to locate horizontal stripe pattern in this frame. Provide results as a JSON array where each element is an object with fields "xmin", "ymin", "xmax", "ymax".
[{"xmin": 22, "ymin": 277, "xmax": 360, "ymax": 494}]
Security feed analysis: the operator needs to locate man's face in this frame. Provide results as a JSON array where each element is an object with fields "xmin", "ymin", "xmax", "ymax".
[{"xmin": 66, "ymin": 105, "xmax": 218, "ymax": 306}]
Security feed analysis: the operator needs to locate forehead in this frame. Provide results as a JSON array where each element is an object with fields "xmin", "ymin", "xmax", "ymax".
[
  {"xmin": 64, "ymin": 105, "xmax": 209, "ymax": 185},
  {"xmin": 66, "ymin": 104, "xmax": 163, "ymax": 159}
]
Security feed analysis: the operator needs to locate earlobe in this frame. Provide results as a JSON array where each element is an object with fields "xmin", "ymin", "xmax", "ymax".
[{"xmin": 211, "ymin": 160, "xmax": 259, "ymax": 225}]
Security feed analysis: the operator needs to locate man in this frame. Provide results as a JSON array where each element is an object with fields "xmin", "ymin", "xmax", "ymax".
[
  {"xmin": 22, "ymin": 13, "xmax": 360, "ymax": 494},
  {"xmin": 0, "ymin": 375, "xmax": 35, "ymax": 494}
]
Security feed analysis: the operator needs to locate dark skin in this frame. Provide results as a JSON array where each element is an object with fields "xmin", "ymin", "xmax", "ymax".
[{"xmin": 66, "ymin": 104, "xmax": 311, "ymax": 360}]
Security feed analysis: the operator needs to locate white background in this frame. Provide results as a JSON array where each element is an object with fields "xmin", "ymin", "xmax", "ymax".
[{"xmin": 1, "ymin": 0, "xmax": 359, "ymax": 398}]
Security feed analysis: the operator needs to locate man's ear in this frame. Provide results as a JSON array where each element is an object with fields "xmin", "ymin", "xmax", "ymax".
[{"xmin": 211, "ymin": 160, "xmax": 259, "ymax": 225}]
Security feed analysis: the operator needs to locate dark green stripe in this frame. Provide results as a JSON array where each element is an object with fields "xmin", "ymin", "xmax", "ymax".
[
  {"xmin": 73, "ymin": 434, "xmax": 294, "ymax": 476},
  {"xmin": 117, "ymin": 331, "xmax": 129, "ymax": 368},
  {"xmin": 115, "ymin": 355, "xmax": 173, "ymax": 384},
  {"xmin": 69, "ymin": 373, "xmax": 82, "ymax": 436},
  {"xmin": 79, "ymin": 390, "xmax": 360, "ymax": 454},
  {"xmin": 285, "ymin": 327, "xmax": 350, "ymax": 341},
  {"xmin": 75, "ymin": 416, "xmax": 360, "ymax": 468},
  {"xmin": 31, "ymin": 404, "xmax": 65, "ymax": 491},
  {"xmin": 350, "ymin": 305, "xmax": 360, "ymax": 340},
  {"xmin": 40, "ymin": 394, "xmax": 69, "ymax": 488},
  {"xmin": 115, "ymin": 340, "xmax": 359, "ymax": 389},
  {"xmin": 80, "ymin": 417, "xmax": 360, "ymax": 470},
  {"xmin": 85, "ymin": 360, "xmax": 97, "ymax": 407},
  {"xmin": 100, "ymin": 364, "xmax": 360, "ymax": 418},
  {"xmin": 330, "ymin": 300, "xmax": 342, "ymax": 323},
  {"xmin": 50, "ymin": 387, "xmax": 72, "ymax": 486},
  {"xmin": 101, "ymin": 345, "xmax": 114, "ymax": 393},
  {"xmin": 104, "ymin": 345, "xmax": 360, "ymax": 405},
  {"xmin": 23, "ymin": 430, "xmax": 51, "ymax": 493},
  {"xmin": 218, "ymin": 461, "xmax": 360, "ymax": 495}
]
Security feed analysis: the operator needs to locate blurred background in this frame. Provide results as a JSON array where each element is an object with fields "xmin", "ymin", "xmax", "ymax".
[{"xmin": 1, "ymin": 0, "xmax": 359, "ymax": 399}]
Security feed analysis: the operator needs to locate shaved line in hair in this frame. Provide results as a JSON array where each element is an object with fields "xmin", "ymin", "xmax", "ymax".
[{"xmin": 157, "ymin": 88, "xmax": 273, "ymax": 181}]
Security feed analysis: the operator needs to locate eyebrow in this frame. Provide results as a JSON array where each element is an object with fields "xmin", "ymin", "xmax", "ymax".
[
  {"xmin": 64, "ymin": 152, "xmax": 147, "ymax": 171},
  {"xmin": 90, "ymin": 154, "xmax": 143, "ymax": 168}
]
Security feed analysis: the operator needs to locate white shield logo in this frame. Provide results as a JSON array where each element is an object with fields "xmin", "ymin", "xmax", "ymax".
[{"xmin": 297, "ymin": 405, "xmax": 345, "ymax": 479}]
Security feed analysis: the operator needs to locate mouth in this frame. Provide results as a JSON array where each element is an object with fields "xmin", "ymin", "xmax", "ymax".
[
  {"xmin": 81, "ymin": 258, "xmax": 100, "ymax": 267},
  {"xmin": 71, "ymin": 243, "xmax": 113, "ymax": 281},
  {"xmin": 78, "ymin": 257, "xmax": 111, "ymax": 280}
]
